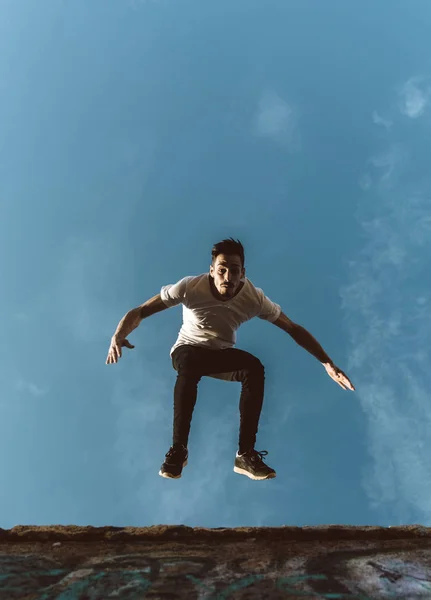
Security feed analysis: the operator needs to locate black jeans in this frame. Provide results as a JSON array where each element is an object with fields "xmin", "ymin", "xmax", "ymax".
[{"xmin": 171, "ymin": 344, "xmax": 265, "ymax": 454}]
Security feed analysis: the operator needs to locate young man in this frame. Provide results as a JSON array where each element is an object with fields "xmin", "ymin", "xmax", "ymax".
[{"xmin": 106, "ymin": 238, "xmax": 355, "ymax": 481}]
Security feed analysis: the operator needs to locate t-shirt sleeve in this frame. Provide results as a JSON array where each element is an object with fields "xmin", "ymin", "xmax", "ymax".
[
  {"xmin": 160, "ymin": 276, "xmax": 193, "ymax": 307},
  {"xmin": 255, "ymin": 287, "xmax": 282, "ymax": 322}
]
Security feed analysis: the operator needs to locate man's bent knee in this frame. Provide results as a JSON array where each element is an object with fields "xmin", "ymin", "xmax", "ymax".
[{"xmin": 245, "ymin": 355, "xmax": 265, "ymax": 378}]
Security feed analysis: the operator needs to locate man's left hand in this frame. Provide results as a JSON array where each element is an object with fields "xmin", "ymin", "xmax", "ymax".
[{"xmin": 324, "ymin": 363, "xmax": 355, "ymax": 391}]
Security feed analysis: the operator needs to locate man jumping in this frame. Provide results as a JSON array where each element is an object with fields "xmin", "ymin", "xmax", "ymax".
[{"xmin": 106, "ymin": 238, "xmax": 355, "ymax": 481}]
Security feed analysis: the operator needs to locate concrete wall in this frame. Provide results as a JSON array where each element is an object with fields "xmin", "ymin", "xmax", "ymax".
[{"xmin": 1, "ymin": 525, "xmax": 431, "ymax": 599}]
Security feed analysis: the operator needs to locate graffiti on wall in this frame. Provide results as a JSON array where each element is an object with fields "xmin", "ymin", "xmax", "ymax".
[{"xmin": 1, "ymin": 546, "xmax": 431, "ymax": 599}]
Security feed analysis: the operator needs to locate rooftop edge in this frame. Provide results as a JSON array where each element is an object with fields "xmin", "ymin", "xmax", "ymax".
[{"xmin": 0, "ymin": 524, "xmax": 430, "ymax": 543}]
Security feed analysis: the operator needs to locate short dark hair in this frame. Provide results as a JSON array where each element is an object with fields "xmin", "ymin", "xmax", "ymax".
[{"xmin": 211, "ymin": 238, "xmax": 245, "ymax": 268}]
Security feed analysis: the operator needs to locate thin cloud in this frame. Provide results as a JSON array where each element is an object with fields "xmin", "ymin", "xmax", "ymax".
[
  {"xmin": 369, "ymin": 143, "xmax": 408, "ymax": 188},
  {"xmin": 16, "ymin": 380, "xmax": 48, "ymax": 397},
  {"xmin": 372, "ymin": 111, "xmax": 392, "ymax": 130},
  {"xmin": 340, "ymin": 185, "xmax": 431, "ymax": 522},
  {"xmin": 359, "ymin": 174, "xmax": 372, "ymax": 191},
  {"xmin": 253, "ymin": 91, "xmax": 300, "ymax": 150},
  {"xmin": 398, "ymin": 78, "xmax": 431, "ymax": 119}
]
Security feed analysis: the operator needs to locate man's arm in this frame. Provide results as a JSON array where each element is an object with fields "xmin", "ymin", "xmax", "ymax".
[
  {"xmin": 114, "ymin": 294, "xmax": 169, "ymax": 339},
  {"xmin": 273, "ymin": 312, "xmax": 332, "ymax": 364},
  {"xmin": 106, "ymin": 294, "xmax": 169, "ymax": 364},
  {"xmin": 272, "ymin": 312, "xmax": 355, "ymax": 391}
]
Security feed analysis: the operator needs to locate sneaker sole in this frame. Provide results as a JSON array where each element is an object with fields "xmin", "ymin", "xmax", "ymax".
[
  {"xmin": 233, "ymin": 466, "xmax": 276, "ymax": 480},
  {"xmin": 159, "ymin": 459, "xmax": 188, "ymax": 479},
  {"xmin": 233, "ymin": 467, "xmax": 276, "ymax": 481}
]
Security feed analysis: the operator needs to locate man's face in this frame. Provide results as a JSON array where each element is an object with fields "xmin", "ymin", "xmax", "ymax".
[{"xmin": 209, "ymin": 254, "xmax": 245, "ymax": 299}]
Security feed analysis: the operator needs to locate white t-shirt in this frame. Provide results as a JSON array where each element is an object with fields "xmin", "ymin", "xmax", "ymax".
[{"xmin": 160, "ymin": 273, "xmax": 281, "ymax": 356}]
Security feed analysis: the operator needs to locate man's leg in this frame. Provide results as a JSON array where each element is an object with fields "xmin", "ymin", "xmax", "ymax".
[
  {"xmin": 159, "ymin": 344, "xmax": 206, "ymax": 478},
  {"xmin": 205, "ymin": 351, "xmax": 276, "ymax": 480},
  {"xmin": 160, "ymin": 344, "xmax": 275, "ymax": 479},
  {"xmin": 172, "ymin": 345, "xmax": 266, "ymax": 451},
  {"xmin": 207, "ymin": 356, "xmax": 265, "ymax": 455}
]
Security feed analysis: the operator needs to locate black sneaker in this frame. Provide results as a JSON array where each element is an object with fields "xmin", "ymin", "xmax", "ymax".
[
  {"xmin": 234, "ymin": 449, "xmax": 276, "ymax": 480},
  {"xmin": 159, "ymin": 444, "xmax": 188, "ymax": 479}
]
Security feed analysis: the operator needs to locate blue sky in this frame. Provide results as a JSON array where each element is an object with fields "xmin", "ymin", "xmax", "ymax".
[{"xmin": 1, "ymin": 0, "xmax": 431, "ymax": 529}]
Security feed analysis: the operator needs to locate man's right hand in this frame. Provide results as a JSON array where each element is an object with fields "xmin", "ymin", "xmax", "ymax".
[{"xmin": 106, "ymin": 336, "xmax": 135, "ymax": 364}]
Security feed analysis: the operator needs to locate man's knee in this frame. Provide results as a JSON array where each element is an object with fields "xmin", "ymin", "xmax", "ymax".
[{"xmin": 245, "ymin": 355, "xmax": 265, "ymax": 378}]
